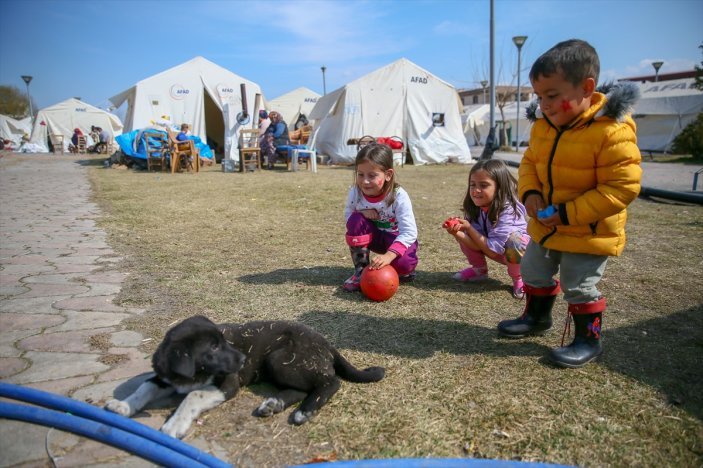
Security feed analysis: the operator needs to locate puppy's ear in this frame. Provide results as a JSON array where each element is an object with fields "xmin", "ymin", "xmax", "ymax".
[{"xmin": 171, "ymin": 352, "xmax": 195, "ymax": 378}]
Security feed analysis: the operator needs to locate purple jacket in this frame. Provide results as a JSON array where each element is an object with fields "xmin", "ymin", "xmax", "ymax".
[{"xmin": 468, "ymin": 202, "xmax": 528, "ymax": 255}]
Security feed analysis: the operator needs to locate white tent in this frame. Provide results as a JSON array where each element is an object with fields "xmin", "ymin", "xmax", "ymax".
[
  {"xmin": 0, "ymin": 115, "xmax": 31, "ymax": 147},
  {"xmin": 309, "ymin": 58, "xmax": 472, "ymax": 165},
  {"xmin": 28, "ymin": 98, "xmax": 123, "ymax": 152},
  {"xmin": 462, "ymin": 101, "xmax": 533, "ymax": 148},
  {"xmin": 110, "ymin": 56, "xmax": 264, "ymax": 162},
  {"xmin": 268, "ymin": 87, "xmax": 320, "ymax": 129},
  {"xmin": 632, "ymin": 78, "xmax": 703, "ymax": 152}
]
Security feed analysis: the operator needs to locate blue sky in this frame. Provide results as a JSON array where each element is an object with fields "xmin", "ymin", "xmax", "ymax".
[{"xmin": 0, "ymin": 0, "xmax": 701, "ymax": 114}]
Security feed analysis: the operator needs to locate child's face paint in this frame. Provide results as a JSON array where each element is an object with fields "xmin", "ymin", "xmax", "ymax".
[
  {"xmin": 356, "ymin": 160, "xmax": 390, "ymax": 197},
  {"xmin": 531, "ymin": 73, "xmax": 593, "ymax": 127}
]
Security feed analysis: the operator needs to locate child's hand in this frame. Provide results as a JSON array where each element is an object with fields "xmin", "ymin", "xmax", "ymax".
[
  {"xmin": 524, "ymin": 193, "xmax": 545, "ymax": 219},
  {"xmin": 442, "ymin": 217, "xmax": 465, "ymax": 234},
  {"xmin": 539, "ymin": 211, "xmax": 563, "ymax": 227},
  {"xmin": 358, "ymin": 209, "xmax": 379, "ymax": 220},
  {"xmin": 369, "ymin": 251, "xmax": 397, "ymax": 270}
]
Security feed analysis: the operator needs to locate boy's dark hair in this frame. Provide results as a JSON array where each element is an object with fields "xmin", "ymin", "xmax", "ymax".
[
  {"xmin": 462, "ymin": 159, "xmax": 520, "ymax": 224},
  {"xmin": 529, "ymin": 39, "xmax": 600, "ymax": 86},
  {"xmin": 354, "ymin": 143, "xmax": 399, "ymax": 206}
]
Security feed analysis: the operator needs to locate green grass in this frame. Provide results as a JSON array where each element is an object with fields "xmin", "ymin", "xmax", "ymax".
[{"xmin": 89, "ymin": 162, "xmax": 703, "ymax": 467}]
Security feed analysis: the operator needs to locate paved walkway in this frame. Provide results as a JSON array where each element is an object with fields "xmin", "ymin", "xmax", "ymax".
[{"xmin": 0, "ymin": 154, "xmax": 225, "ymax": 467}]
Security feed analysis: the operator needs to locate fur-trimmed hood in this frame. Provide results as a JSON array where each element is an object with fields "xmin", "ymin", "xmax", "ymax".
[{"xmin": 525, "ymin": 81, "xmax": 640, "ymax": 123}]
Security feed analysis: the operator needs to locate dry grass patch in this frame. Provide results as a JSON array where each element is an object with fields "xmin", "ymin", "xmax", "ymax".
[{"xmin": 89, "ymin": 162, "xmax": 703, "ymax": 467}]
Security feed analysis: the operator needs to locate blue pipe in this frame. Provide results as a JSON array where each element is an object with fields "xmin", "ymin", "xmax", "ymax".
[
  {"xmin": 0, "ymin": 401, "xmax": 211, "ymax": 468},
  {"xmin": 0, "ymin": 382, "xmax": 230, "ymax": 468}
]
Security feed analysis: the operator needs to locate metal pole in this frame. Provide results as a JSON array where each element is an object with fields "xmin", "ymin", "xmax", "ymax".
[
  {"xmin": 512, "ymin": 36, "xmax": 527, "ymax": 152},
  {"xmin": 488, "ymin": 0, "xmax": 495, "ymax": 133},
  {"xmin": 321, "ymin": 66, "xmax": 327, "ymax": 95},
  {"xmin": 652, "ymin": 61, "xmax": 663, "ymax": 82},
  {"xmin": 21, "ymin": 75, "xmax": 33, "ymax": 124}
]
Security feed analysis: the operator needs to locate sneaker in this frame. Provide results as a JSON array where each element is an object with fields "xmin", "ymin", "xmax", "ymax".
[
  {"xmin": 343, "ymin": 273, "xmax": 361, "ymax": 292},
  {"xmin": 512, "ymin": 278, "xmax": 525, "ymax": 299},
  {"xmin": 399, "ymin": 272, "xmax": 416, "ymax": 283},
  {"xmin": 452, "ymin": 267, "xmax": 488, "ymax": 282}
]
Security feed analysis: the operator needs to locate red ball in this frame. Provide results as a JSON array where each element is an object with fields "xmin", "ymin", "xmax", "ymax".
[{"xmin": 360, "ymin": 265, "xmax": 399, "ymax": 302}]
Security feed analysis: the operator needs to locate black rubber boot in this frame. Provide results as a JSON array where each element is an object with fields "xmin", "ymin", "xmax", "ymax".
[
  {"xmin": 497, "ymin": 282, "xmax": 560, "ymax": 338},
  {"xmin": 548, "ymin": 298, "xmax": 605, "ymax": 368},
  {"xmin": 343, "ymin": 246, "xmax": 369, "ymax": 292}
]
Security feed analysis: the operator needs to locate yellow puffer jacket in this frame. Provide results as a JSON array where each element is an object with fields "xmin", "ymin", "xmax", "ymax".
[{"xmin": 519, "ymin": 82, "xmax": 642, "ymax": 256}]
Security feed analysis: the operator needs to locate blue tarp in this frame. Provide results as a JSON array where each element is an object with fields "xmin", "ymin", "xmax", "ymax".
[{"xmin": 115, "ymin": 129, "xmax": 213, "ymax": 160}]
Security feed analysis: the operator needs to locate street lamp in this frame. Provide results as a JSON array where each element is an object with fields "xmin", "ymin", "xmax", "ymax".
[
  {"xmin": 480, "ymin": 80, "xmax": 488, "ymax": 104},
  {"xmin": 651, "ymin": 61, "xmax": 664, "ymax": 82},
  {"xmin": 512, "ymin": 35, "xmax": 527, "ymax": 152},
  {"xmin": 321, "ymin": 66, "xmax": 327, "ymax": 95},
  {"xmin": 21, "ymin": 75, "xmax": 33, "ymax": 123}
]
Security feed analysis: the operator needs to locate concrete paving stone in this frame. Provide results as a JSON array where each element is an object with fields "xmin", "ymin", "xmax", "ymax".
[
  {"xmin": 71, "ymin": 378, "xmax": 136, "ymax": 406},
  {"xmin": 0, "ymin": 272, "xmax": 26, "ymax": 284},
  {"xmin": 0, "ymin": 247, "xmax": 30, "ymax": 257},
  {"xmin": 46, "ymin": 436, "xmax": 139, "ymax": 468},
  {"xmin": 18, "ymin": 327, "xmax": 116, "ymax": 353},
  {"xmin": 47, "ymin": 310, "xmax": 132, "ymax": 332},
  {"xmin": 109, "ymin": 330, "xmax": 144, "ymax": 347},
  {"xmin": 21, "ymin": 272, "xmax": 85, "ymax": 284},
  {"xmin": 97, "ymin": 347, "xmax": 153, "ymax": 383},
  {"xmin": 6, "ymin": 351, "xmax": 109, "ymax": 384},
  {"xmin": 84, "ymin": 271, "xmax": 128, "ymax": 284},
  {"xmin": 52, "ymin": 263, "xmax": 100, "ymax": 274},
  {"xmin": 76, "ymin": 282, "xmax": 123, "ymax": 297},
  {"xmin": 0, "ymin": 419, "xmax": 52, "ymax": 467},
  {"xmin": 31, "ymin": 247, "xmax": 75, "ymax": 257},
  {"xmin": 52, "ymin": 255, "xmax": 100, "ymax": 264},
  {"xmin": 72, "ymin": 247, "xmax": 114, "ymax": 256},
  {"xmin": 25, "ymin": 374, "xmax": 96, "ymax": 396},
  {"xmin": 53, "ymin": 295, "xmax": 125, "ymax": 313},
  {"xmin": 0, "ymin": 283, "xmax": 29, "ymax": 296},
  {"xmin": 0, "ymin": 264, "xmax": 56, "ymax": 274},
  {"xmin": 1, "ymin": 255, "xmax": 50, "ymax": 265},
  {"xmin": 0, "ymin": 295, "xmax": 70, "ymax": 314},
  {"xmin": 0, "ymin": 328, "xmax": 37, "ymax": 356},
  {"xmin": 16, "ymin": 282, "xmax": 90, "ymax": 298},
  {"xmin": 0, "ymin": 356, "xmax": 29, "ymax": 377},
  {"xmin": 0, "ymin": 312, "xmax": 65, "ymax": 331},
  {"xmin": 98, "ymin": 256, "xmax": 124, "ymax": 264}
]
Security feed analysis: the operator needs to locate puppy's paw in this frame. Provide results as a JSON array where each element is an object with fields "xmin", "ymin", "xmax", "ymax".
[
  {"xmin": 292, "ymin": 409, "xmax": 314, "ymax": 425},
  {"xmin": 254, "ymin": 397, "xmax": 285, "ymax": 417},
  {"xmin": 161, "ymin": 415, "xmax": 191, "ymax": 439},
  {"xmin": 104, "ymin": 399, "xmax": 133, "ymax": 417}
]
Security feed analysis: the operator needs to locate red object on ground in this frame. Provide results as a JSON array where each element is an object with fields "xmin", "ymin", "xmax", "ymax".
[
  {"xmin": 442, "ymin": 217, "xmax": 461, "ymax": 229},
  {"xmin": 360, "ymin": 265, "xmax": 399, "ymax": 302}
]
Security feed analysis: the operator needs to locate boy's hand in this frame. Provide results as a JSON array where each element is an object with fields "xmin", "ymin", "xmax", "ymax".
[
  {"xmin": 358, "ymin": 209, "xmax": 379, "ymax": 220},
  {"xmin": 524, "ymin": 193, "xmax": 545, "ymax": 219},
  {"xmin": 369, "ymin": 251, "xmax": 397, "ymax": 269},
  {"xmin": 539, "ymin": 211, "xmax": 563, "ymax": 226}
]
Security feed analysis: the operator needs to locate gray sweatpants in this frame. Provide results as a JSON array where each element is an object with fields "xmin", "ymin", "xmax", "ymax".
[{"xmin": 520, "ymin": 241, "xmax": 608, "ymax": 304}]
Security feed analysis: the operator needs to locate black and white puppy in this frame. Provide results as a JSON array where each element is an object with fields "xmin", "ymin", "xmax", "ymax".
[{"xmin": 105, "ymin": 315, "xmax": 385, "ymax": 438}]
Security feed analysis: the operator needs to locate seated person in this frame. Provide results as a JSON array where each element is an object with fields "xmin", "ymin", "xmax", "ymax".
[
  {"xmin": 69, "ymin": 128, "xmax": 83, "ymax": 152},
  {"xmin": 172, "ymin": 123, "xmax": 208, "ymax": 167},
  {"xmin": 176, "ymin": 123, "xmax": 190, "ymax": 141},
  {"xmin": 260, "ymin": 111, "xmax": 289, "ymax": 169},
  {"xmin": 91, "ymin": 127, "xmax": 110, "ymax": 153}
]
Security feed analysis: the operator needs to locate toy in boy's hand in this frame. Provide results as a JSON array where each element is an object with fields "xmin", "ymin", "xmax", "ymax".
[
  {"xmin": 537, "ymin": 205, "xmax": 557, "ymax": 219},
  {"xmin": 442, "ymin": 217, "xmax": 461, "ymax": 229}
]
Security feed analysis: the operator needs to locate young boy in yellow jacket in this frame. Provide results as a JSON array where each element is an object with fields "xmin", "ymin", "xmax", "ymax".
[{"xmin": 498, "ymin": 39, "xmax": 642, "ymax": 368}]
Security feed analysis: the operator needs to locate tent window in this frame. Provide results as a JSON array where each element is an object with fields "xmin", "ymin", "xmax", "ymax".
[
  {"xmin": 151, "ymin": 100, "xmax": 159, "ymax": 106},
  {"xmin": 432, "ymin": 113, "xmax": 445, "ymax": 127}
]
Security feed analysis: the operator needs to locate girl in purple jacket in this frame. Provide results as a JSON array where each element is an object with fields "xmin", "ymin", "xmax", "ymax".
[{"xmin": 443, "ymin": 159, "xmax": 529, "ymax": 299}]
